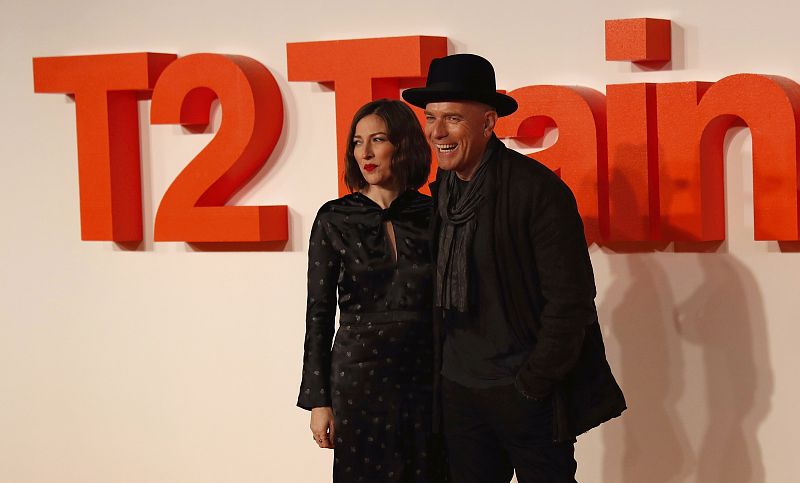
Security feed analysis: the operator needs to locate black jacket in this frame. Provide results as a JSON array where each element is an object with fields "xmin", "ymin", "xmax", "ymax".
[{"xmin": 431, "ymin": 136, "xmax": 626, "ymax": 442}]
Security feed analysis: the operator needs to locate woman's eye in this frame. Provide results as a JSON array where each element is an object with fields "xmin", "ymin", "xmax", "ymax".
[{"xmin": 353, "ymin": 139, "xmax": 362, "ymax": 145}]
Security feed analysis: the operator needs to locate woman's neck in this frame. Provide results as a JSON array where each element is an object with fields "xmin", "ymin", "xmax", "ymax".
[{"xmin": 361, "ymin": 184, "xmax": 402, "ymax": 209}]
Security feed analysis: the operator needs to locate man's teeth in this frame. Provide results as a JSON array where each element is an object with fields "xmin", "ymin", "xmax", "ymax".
[{"xmin": 437, "ymin": 143, "xmax": 457, "ymax": 153}]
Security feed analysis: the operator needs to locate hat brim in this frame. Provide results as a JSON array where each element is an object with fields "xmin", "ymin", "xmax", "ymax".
[{"xmin": 402, "ymin": 87, "xmax": 518, "ymax": 117}]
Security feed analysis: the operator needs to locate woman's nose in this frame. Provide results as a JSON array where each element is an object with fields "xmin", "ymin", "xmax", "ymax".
[{"xmin": 362, "ymin": 144, "xmax": 373, "ymax": 159}]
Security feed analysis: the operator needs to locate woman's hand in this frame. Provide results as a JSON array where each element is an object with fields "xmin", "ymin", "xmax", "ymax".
[{"xmin": 310, "ymin": 407, "xmax": 335, "ymax": 449}]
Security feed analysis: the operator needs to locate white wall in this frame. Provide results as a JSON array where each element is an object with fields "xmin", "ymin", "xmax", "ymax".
[{"xmin": 2, "ymin": 0, "xmax": 798, "ymax": 481}]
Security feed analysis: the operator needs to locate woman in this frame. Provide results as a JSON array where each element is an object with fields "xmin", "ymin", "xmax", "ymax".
[{"xmin": 298, "ymin": 99, "xmax": 442, "ymax": 482}]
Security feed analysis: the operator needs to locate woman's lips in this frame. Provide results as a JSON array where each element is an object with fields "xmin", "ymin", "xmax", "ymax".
[{"xmin": 364, "ymin": 164, "xmax": 377, "ymax": 172}]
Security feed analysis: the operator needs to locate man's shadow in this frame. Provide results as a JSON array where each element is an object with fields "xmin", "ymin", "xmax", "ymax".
[
  {"xmin": 599, "ymin": 169, "xmax": 693, "ymax": 483},
  {"xmin": 599, "ymin": 161, "xmax": 772, "ymax": 482}
]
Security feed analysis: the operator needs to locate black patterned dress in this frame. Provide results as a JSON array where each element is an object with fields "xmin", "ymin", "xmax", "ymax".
[{"xmin": 298, "ymin": 190, "xmax": 442, "ymax": 482}]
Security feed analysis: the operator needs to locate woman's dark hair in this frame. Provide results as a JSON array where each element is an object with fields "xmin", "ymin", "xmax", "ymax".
[{"xmin": 343, "ymin": 99, "xmax": 431, "ymax": 193}]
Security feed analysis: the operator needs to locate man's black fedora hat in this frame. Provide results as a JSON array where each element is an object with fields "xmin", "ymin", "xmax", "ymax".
[{"xmin": 402, "ymin": 53, "xmax": 518, "ymax": 116}]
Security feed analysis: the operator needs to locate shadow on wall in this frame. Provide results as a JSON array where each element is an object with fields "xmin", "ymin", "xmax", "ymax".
[
  {"xmin": 599, "ymin": 167, "xmax": 773, "ymax": 483},
  {"xmin": 600, "ymin": 250, "xmax": 693, "ymax": 482}
]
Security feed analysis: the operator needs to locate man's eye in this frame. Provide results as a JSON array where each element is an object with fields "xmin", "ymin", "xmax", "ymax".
[{"xmin": 425, "ymin": 116, "xmax": 435, "ymax": 123}]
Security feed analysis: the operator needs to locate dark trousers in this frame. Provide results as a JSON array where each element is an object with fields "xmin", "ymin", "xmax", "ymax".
[{"xmin": 441, "ymin": 378, "xmax": 577, "ymax": 483}]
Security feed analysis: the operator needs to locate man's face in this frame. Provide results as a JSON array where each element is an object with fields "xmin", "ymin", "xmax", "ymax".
[{"xmin": 424, "ymin": 101, "xmax": 497, "ymax": 179}]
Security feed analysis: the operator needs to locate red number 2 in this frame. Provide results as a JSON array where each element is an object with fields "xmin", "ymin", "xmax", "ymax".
[{"xmin": 150, "ymin": 54, "xmax": 287, "ymax": 242}]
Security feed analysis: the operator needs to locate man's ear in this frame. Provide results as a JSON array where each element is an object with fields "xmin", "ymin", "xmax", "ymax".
[{"xmin": 484, "ymin": 110, "xmax": 499, "ymax": 135}]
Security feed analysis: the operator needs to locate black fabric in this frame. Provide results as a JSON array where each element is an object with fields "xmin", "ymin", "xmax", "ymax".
[
  {"xmin": 441, "ymin": 378, "xmax": 577, "ymax": 483},
  {"xmin": 434, "ymin": 144, "xmax": 493, "ymax": 312},
  {"xmin": 429, "ymin": 136, "xmax": 626, "ymax": 442},
  {"xmin": 440, "ymin": 172, "xmax": 530, "ymax": 389},
  {"xmin": 298, "ymin": 190, "xmax": 445, "ymax": 482}
]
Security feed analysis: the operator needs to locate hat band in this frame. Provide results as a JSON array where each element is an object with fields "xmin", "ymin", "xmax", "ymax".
[{"xmin": 421, "ymin": 80, "xmax": 497, "ymax": 94}]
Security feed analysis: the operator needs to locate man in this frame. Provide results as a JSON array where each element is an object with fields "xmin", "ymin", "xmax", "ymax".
[{"xmin": 402, "ymin": 54, "xmax": 626, "ymax": 482}]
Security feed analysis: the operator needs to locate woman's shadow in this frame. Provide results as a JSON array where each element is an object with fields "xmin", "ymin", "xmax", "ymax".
[{"xmin": 671, "ymin": 251, "xmax": 772, "ymax": 483}]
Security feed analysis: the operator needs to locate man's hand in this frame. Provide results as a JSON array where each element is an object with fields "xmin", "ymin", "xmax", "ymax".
[{"xmin": 310, "ymin": 407, "xmax": 335, "ymax": 449}]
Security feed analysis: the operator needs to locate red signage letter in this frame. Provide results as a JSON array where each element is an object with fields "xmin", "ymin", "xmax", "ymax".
[
  {"xmin": 287, "ymin": 36, "xmax": 447, "ymax": 195},
  {"xmin": 656, "ymin": 75, "xmax": 800, "ymax": 241},
  {"xmin": 496, "ymin": 86, "xmax": 608, "ymax": 243},
  {"xmin": 606, "ymin": 83, "xmax": 660, "ymax": 241},
  {"xmin": 150, "ymin": 54, "xmax": 287, "ymax": 242},
  {"xmin": 33, "ymin": 53, "xmax": 176, "ymax": 241}
]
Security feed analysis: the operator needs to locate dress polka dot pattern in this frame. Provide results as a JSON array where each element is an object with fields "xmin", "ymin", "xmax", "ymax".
[{"xmin": 298, "ymin": 191, "xmax": 444, "ymax": 482}]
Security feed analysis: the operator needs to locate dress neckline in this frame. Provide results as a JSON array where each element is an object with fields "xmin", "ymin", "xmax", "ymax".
[{"xmin": 354, "ymin": 190, "xmax": 415, "ymax": 210}]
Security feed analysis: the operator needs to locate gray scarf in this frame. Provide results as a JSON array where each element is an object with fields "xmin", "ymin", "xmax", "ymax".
[{"xmin": 435, "ymin": 140, "xmax": 496, "ymax": 312}]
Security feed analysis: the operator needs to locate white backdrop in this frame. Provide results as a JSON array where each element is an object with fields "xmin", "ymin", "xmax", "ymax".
[{"xmin": 2, "ymin": 0, "xmax": 798, "ymax": 481}]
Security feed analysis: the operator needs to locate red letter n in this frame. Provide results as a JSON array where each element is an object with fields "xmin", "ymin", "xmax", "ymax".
[{"xmin": 657, "ymin": 74, "xmax": 800, "ymax": 241}]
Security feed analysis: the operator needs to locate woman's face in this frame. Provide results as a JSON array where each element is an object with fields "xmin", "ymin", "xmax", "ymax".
[{"xmin": 353, "ymin": 114, "xmax": 396, "ymax": 189}]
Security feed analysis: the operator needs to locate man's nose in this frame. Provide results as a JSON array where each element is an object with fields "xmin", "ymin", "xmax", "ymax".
[{"xmin": 430, "ymin": 118, "xmax": 447, "ymax": 139}]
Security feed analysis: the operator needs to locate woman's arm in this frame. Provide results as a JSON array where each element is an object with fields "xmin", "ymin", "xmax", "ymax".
[{"xmin": 297, "ymin": 209, "xmax": 340, "ymax": 410}]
